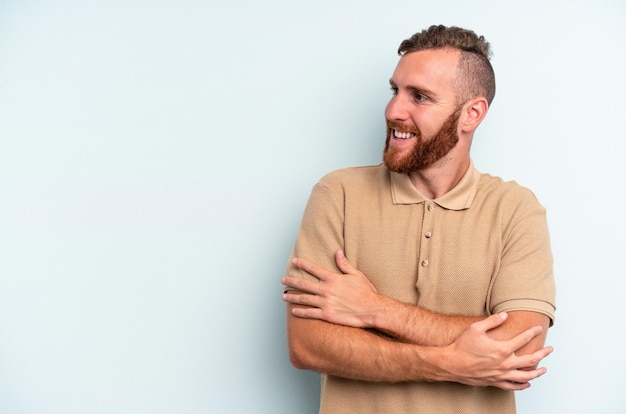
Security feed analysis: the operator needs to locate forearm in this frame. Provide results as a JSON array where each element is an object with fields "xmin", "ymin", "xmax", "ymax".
[
  {"xmin": 371, "ymin": 295, "xmax": 482, "ymax": 346},
  {"xmin": 287, "ymin": 307, "xmax": 552, "ymax": 389},
  {"xmin": 284, "ymin": 255, "xmax": 549, "ymax": 354},
  {"xmin": 370, "ymin": 299, "xmax": 551, "ymax": 361},
  {"xmin": 284, "ymin": 253, "xmax": 481, "ymax": 347},
  {"xmin": 287, "ymin": 305, "xmax": 441, "ymax": 383}
]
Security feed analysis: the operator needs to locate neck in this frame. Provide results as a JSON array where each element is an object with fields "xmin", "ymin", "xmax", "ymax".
[{"xmin": 408, "ymin": 157, "xmax": 470, "ymax": 199}]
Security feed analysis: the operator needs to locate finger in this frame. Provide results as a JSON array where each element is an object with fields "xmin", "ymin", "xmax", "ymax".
[
  {"xmin": 503, "ymin": 325, "xmax": 544, "ymax": 354},
  {"xmin": 289, "ymin": 305, "xmax": 324, "ymax": 320},
  {"xmin": 505, "ymin": 366, "xmax": 547, "ymax": 384},
  {"xmin": 283, "ymin": 292, "xmax": 323, "ymax": 308},
  {"xmin": 334, "ymin": 250, "xmax": 356, "ymax": 274},
  {"xmin": 514, "ymin": 346, "xmax": 553, "ymax": 369},
  {"xmin": 281, "ymin": 276, "xmax": 321, "ymax": 295},
  {"xmin": 291, "ymin": 257, "xmax": 329, "ymax": 281},
  {"xmin": 471, "ymin": 312, "xmax": 508, "ymax": 333},
  {"xmin": 491, "ymin": 380, "xmax": 531, "ymax": 391}
]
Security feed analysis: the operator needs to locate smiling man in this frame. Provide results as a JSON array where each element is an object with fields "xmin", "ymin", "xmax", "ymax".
[{"xmin": 282, "ymin": 25, "xmax": 555, "ymax": 414}]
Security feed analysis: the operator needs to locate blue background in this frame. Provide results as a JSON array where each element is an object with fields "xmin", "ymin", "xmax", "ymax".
[{"xmin": 1, "ymin": 1, "xmax": 625, "ymax": 412}]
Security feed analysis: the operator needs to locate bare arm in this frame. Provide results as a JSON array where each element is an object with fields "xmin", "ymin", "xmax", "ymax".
[
  {"xmin": 287, "ymin": 302, "xmax": 551, "ymax": 389},
  {"xmin": 284, "ymin": 250, "xmax": 551, "ymax": 355},
  {"xmin": 487, "ymin": 311, "xmax": 550, "ymax": 366},
  {"xmin": 287, "ymin": 304, "xmax": 431, "ymax": 382},
  {"xmin": 283, "ymin": 251, "xmax": 479, "ymax": 345},
  {"xmin": 284, "ymin": 250, "xmax": 552, "ymax": 377}
]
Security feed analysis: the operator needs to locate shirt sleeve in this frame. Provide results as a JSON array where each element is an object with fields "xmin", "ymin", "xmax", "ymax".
[
  {"xmin": 283, "ymin": 179, "xmax": 345, "ymax": 290},
  {"xmin": 488, "ymin": 187, "xmax": 556, "ymax": 324}
]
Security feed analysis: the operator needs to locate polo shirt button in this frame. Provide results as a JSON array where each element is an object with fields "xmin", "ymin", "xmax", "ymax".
[
  {"xmin": 427, "ymin": 204, "xmax": 435, "ymax": 211},
  {"xmin": 425, "ymin": 231, "xmax": 432, "ymax": 238},
  {"xmin": 421, "ymin": 259, "xmax": 429, "ymax": 267}
]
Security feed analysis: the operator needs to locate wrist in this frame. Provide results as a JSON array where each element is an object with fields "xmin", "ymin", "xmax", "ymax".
[
  {"xmin": 430, "ymin": 344, "xmax": 456, "ymax": 383},
  {"xmin": 368, "ymin": 293, "xmax": 396, "ymax": 329},
  {"xmin": 406, "ymin": 344, "xmax": 452, "ymax": 383}
]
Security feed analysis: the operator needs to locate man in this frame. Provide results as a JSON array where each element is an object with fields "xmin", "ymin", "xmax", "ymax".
[{"xmin": 282, "ymin": 25, "xmax": 556, "ymax": 414}]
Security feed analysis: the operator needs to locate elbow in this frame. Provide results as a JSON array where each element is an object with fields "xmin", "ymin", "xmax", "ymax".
[
  {"xmin": 288, "ymin": 344, "xmax": 307, "ymax": 370},
  {"xmin": 286, "ymin": 310, "xmax": 320, "ymax": 371},
  {"xmin": 287, "ymin": 332, "xmax": 315, "ymax": 371}
]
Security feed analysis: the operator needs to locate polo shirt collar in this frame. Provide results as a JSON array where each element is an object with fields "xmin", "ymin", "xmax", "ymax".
[{"xmin": 389, "ymin": 161, "xmax": 480, "ymax": 211}]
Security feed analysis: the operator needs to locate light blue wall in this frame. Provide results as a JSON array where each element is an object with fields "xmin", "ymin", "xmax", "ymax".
[{"xmin": 1, "ymin": 1, "xmax": 625, "ymax": 413}]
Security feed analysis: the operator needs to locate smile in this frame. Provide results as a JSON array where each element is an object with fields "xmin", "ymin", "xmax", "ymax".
[{"xmin": 394, "ymin": 129, "xmax": 417, "ymax": 140}]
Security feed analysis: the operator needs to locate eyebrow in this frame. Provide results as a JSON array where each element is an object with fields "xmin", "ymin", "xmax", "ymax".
[{"xmin": 389, "ymin": 79, "xmax": 438, "ymax": 99}]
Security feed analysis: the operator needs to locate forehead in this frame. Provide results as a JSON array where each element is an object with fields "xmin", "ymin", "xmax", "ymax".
[{"xmin": 391, "ymin": 48, "xmax": 460, "ymax": 93}]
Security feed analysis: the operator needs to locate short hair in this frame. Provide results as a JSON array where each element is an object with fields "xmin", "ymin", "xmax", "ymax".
[{"xmin": 397, "ymin": 25, "xmax": 496, "ymax": 105}]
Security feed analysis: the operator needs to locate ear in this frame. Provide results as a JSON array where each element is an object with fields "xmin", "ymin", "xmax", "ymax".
[{"xmin": 459, "ymin": 97, "xmax": 489, "ymax": 133}]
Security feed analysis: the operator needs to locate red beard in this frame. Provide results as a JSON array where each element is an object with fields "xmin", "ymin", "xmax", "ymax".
[{"xmin": 383, "ymin": 107, "xmax": 462, "ymax": 173}]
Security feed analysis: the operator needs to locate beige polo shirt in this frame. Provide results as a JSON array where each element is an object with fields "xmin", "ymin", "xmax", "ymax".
[{"xmin": 286, "ymin": 162, "xmax": 556, "ymax": 414}]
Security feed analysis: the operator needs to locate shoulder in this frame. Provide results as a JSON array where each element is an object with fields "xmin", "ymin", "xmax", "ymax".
[
  {"xmin": 478, "ymin": 172, "xmax": 541, "ymax": 204},
  {"xmin": 317, "ymin": 164, "xmax": 389, "ymax": 189},
  {"xmin": 475, "ymin": 172, "xmax": 546, "ymax": 218}
]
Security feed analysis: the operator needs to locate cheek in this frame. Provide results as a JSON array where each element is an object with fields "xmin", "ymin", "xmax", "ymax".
[{"xmin": 416, "ymin": 114, "xmax": 446, "ymax": 137}]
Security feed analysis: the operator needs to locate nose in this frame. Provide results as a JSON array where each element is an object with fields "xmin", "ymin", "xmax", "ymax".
[{"xmin": 385, "ymin": 94, "xmax": 408, "ymax": 122}]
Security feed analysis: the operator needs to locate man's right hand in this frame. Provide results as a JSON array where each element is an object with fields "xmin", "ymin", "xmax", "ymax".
[{"xmin": 438, "ymin": 312, "xmax": 553, "ymax": 390}]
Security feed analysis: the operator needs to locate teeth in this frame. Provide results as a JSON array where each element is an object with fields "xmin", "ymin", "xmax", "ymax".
[{"xmin": 394, "ymin": 130, "xmax": 416, "ymax": 139}]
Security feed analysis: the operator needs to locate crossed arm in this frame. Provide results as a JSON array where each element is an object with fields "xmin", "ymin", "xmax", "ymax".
[{"xmin": 283, "ymin": 250, "xmax": 552, "ymax": 390}]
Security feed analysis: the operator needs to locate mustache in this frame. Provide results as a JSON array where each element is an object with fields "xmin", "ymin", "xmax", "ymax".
[{"xmin": 386, "ymin": 120, "xmax": 419, "ymax": 135}]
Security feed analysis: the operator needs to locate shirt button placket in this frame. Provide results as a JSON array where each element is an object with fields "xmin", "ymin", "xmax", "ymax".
[{"xmin": 422, "ymin": 204, "xmax": 435, "ymax": 267}]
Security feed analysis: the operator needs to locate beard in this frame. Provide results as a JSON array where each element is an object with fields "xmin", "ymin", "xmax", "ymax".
[{"xmin": 383, "ymin": 107, "xmax": 462, "ymax": 173}]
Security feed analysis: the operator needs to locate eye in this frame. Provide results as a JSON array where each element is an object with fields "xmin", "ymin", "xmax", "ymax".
[
  {"xmin": 412, "ymin": 92, "xmax": 428, "ymax": 102},
  {"xmin": 389, "ymin": 86, "xmax": 398, "ymax": 96}
]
